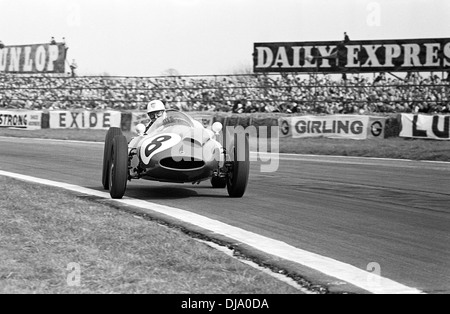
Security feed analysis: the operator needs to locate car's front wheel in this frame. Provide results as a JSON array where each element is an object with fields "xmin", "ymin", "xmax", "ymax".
[
  {"xmin": 227, "ymin": 134, "xmax": 250, "ymax": 198},
  {"xmin": 109, "ymin": 135, "xmax": 129, "ymax": 199},
  {"xmin": 102, "ymin": 127, "xmax": 124, "ymax": 190}
]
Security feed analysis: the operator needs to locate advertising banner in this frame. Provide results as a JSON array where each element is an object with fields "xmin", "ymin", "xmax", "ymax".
[
  {"xmin": 0, "ymin": 110, "xmax": 42, "ymax": 130},
  {"xmin": 0, "ymin": 43, "xmax": 67, "ymax": 73},
  {"xmin": 279, "ymin": 117, "xmax": 292, "ymax": 138},
  {"xmin": 49, "ymin": 111, "xmax": 121, "ymax": 129},
  {"xmin": 367, "ymin": 116, "xmax": 387, "ymax": 139},
  {"xmin": 254, "ymin": 38, "xmax": 450, "ymax": 73},
  {"xmin": 289, "ymin": 115, "xmax": 374, "ymax": 140},
  {"xmin": 400, "ymin": 114, "xmax": 450, "ymax": 140}
]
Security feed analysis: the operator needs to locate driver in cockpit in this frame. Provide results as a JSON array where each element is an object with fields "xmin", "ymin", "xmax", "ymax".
[{"xmin": 145, "ymin": 99, "xmax": 167, "ymax": 133}]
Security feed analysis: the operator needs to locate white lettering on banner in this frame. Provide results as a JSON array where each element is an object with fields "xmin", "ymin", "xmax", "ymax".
[
  {"xmin": 24, "ymin": 46, "xmax": 33, "ymax": 72},
  {"xmin": 9, "ymin": 47, "xmax": 21, "ymax": 72},
  {"xmin": 272, "ymin": 46, "xmax": 291, "ymax": 68},
  {"xmin": 403, "ymin": 44, "xmax": 422, "ymax": 67},
  {"xmin": 292, "ymin": 47, "xmax": 302, "ymax": 68},
  {"xmin": 254, "ymin": 38, "xmax": 450, "ymax": 73},
  {"xmin": 400, "ymin": 114, "xmax": 450, "ymax": 140},
  {"xmin": 47, "ymin": 45, "xmax": 59, "ymax": 72},
  {"xmin": 384, "ymin": 44, "xmax": 402, "ymax": 67},
  {"xmin": 35, "ymin": 46, "xmax": 46, "ymax": 72},
  {"xmin": 424, "ymin": 43, "xmax": 441, "ymax": 67},
  {"xmin": 444, "ymin": 43, "xmax": 450, "ymax": 67},
  {"xmin": 291, "ymin": 115, "xmax": 369, "ymax": 140},
  {"xmin": 0, "ymin": 43, "xmax": 65, "ymax": 73},
  {"xmin": 0, "ymin": 49, "xmax": 7, "ymax": 71},
  {"xmin": 257, "ymin": 45, "xmax": 339, "ymax": 68},
  {"xmin": 302, "ymin": 46, "xmax": 316, "ymax": 68},
  {"xmin": 256, "ymin": 47, "xmax": 273, "ymax": 68},
  {"xmin": 316, "ymin": 46, "xmax": 336, "ymax": 67},
  {"xmin": 346, "ymin": 45, "xmax": 361, "ymax": 67},
  {"xmin": 49, "ymin": 111, "xmax": 121, "ymax": 129},
  {"xmin": 362, "ymin": 45, "xmax": 383, "ymax": 67}
]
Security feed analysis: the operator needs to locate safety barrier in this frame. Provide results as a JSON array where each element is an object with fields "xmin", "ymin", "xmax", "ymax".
[{"xmin": 1, "ymin": 110, "xmax": 440, "ymax": 140}]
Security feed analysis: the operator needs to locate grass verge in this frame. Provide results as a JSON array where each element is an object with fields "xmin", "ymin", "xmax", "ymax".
[{"xmin": 0, "ymin": 176, "xmax": 302, "ymax": 294}]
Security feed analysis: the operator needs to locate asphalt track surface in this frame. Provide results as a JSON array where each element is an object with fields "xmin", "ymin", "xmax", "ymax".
[{"xmin": 1, "ymin": 136, "xmax": 449, "ymax": 294}]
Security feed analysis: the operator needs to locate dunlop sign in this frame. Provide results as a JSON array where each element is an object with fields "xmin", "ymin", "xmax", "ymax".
[
  {"xmin": 400, "ymin": 114, "xmax": 450, "ymax": 140},
  {"xmin": 254, "ymin": 38, "xmax": 450, "ymax": 73},
  {"xmin": 0, "ymin": 43, "xmax": 66, "ymax": 73}
]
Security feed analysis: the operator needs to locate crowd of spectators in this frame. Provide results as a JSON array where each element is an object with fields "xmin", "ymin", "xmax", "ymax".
[{"xmin": 1, "ymin": 71, "xmax": 449, "ymax": 115}]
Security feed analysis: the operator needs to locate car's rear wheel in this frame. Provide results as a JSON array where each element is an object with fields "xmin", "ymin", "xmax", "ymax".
[
  {"xmin": 102, "ymin": 127, "xmax": 123, "ymax": 190},
  {"xmin": 227, "ymin": 134, "xmax": 250, "ymax": 198},
  {"xmin": 109, "ymin": 135, "xmax": 129, "ymax": 199}
]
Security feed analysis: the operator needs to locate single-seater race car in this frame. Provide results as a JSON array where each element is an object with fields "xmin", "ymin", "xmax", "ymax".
[{"xmin": 102, "ymin": 110, "xmax": 250, "ymax": 199}]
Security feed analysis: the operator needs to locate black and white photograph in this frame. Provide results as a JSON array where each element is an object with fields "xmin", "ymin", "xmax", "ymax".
[{"xmin": 0, "ymin": 0, "xmax": 449, "ymax": 299}]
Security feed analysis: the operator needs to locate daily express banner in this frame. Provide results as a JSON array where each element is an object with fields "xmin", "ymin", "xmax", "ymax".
[
  {"xmin": 254, "ymin": 38, "xmax": 450, "ymax": 73},
  {"xmin": 280, "ymin": 115, "xmax": 386, "ymax": 140},
  {"xmin": 0, "ymin": 43, "xmax": 66, "ymax": 73},
  {"xmin": 400, "ymin": 114, "xmax": 450, "ymax": 140},
  {"xmin": 0, "ymin": 110, "xmax": 42, "ymax": 130},
  {"xmin": 49, "ymin": 111, "xmax": 121, "ymax": 129}
]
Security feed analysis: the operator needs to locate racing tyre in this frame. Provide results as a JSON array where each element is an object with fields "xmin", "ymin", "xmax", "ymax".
[
  {"xmin": 227, "ymin": 134, "xmax": 250, "ymax": 198},
  {"xmin": 109, "ymin": 135, "xmax": 129, "ymax": 199},
  {"xmin": 211, "ymin": 176, "xmax": 227, "ymax": 189},
  {"xmin": 102, "ymin": 127, "xmax": 123, "ymax": 190}
]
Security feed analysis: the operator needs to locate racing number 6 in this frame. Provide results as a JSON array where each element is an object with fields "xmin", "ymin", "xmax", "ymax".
[{"xmin": 145, "ymin": 135, "xmax": 172, "ymax": 158}]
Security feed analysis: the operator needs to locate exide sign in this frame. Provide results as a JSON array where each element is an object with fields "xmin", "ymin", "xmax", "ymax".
[{"xmin": 254, "ymin": 37, "xmax": 450, "ymax": 73}]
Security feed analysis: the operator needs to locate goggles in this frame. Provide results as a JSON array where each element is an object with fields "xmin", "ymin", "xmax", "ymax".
[{"xmin": 148, "ymin": 111, "xmax": 164, "ymax": 120}]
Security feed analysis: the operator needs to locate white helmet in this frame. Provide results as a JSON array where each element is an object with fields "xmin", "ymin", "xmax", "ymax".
[
  {"xmin": 147, "ymin": 100, "xmax": 166, "ymax": 113},
  {"xmin": 147, "ymin": 100, "xmax": 166, "ymax": 122}
]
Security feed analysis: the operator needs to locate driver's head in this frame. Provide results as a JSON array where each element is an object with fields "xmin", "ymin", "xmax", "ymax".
[{"xmin": 147, "ymin": 100, "xmax": 166, "ymax": 123}]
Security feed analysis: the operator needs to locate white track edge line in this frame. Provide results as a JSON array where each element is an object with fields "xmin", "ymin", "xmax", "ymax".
[{"xmin": 0, "ymin": 170, "xmax": 424, "ymax": 294}]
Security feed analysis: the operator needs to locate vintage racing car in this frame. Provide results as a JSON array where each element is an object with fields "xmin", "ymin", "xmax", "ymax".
[{"xmin": 102, "ymin": 110, "xmax": 250, "ymax": 199}]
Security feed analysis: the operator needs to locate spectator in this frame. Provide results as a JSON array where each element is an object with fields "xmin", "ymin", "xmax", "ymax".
[
  {"xmin": 0, "ymin": 72, "xmax": 448, "ymax": 114},
  {"xmin": 344, "ymin": 32, "xmax": 350, "ymax": 43},
  {"xmin": 50, "ymin": 37, "xmax": 57, "ymax": 45},
  {"xmin": 70, "ymin": 59, "xmax": 78, "ymax": 77},
  {"xmin": 373, "ymin": 72, "xmax": 386, "ymax": 84}
]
